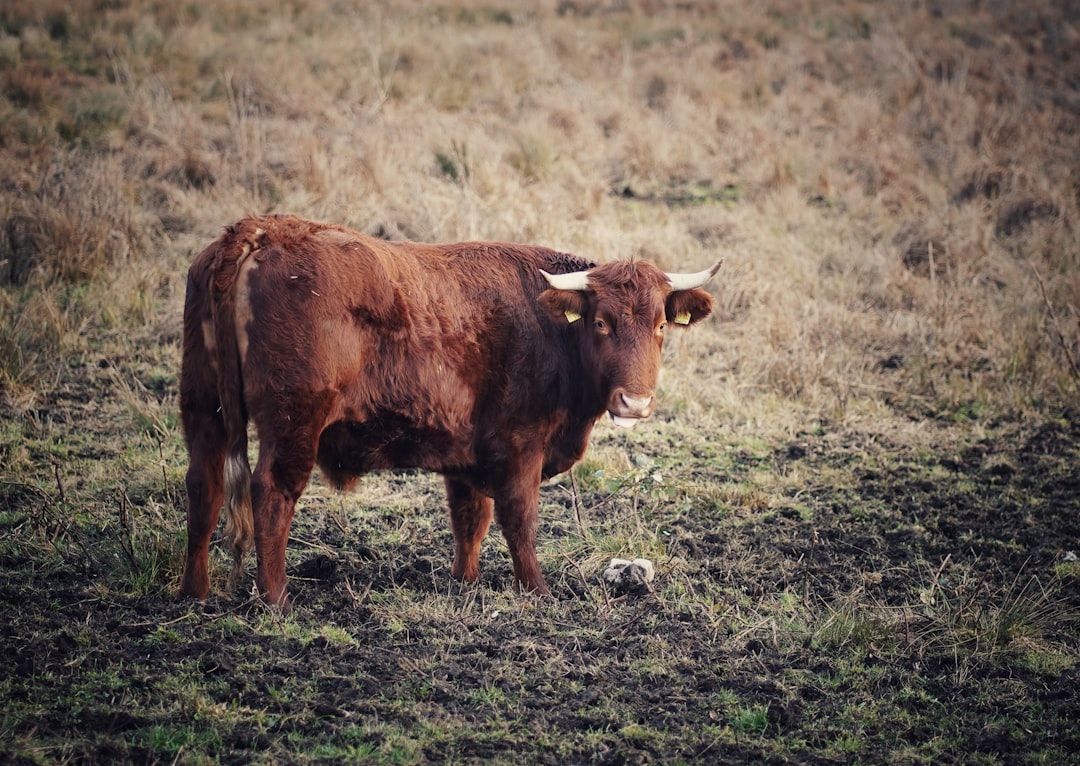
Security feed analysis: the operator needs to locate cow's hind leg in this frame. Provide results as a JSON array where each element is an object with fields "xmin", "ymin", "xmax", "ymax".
[
  {"xmin": 445, "ymin": 478, "xmax": 493, "ymax": 584},
  {"xmin": 249, "ymin": 443, "xmax": 316, "ymax": 610},
  {"xmin": 179, "ymin": 410, "xmax": 226, "ymax": 600}
]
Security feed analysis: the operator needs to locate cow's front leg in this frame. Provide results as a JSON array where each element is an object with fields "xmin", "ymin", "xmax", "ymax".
[
  {"xmin": 445, "ymin": 477, "xmax": 493, "ymax": 584},
  {"xmin": 249, "ymin": 446, "xmax": 314, "ymax": 610},
  {"xmin": 492, "ymin": 458, "xmax": 550, "ymax": 596}
]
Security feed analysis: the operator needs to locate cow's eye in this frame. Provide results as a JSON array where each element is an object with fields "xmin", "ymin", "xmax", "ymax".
[
  {"xmin": 594, "ymin": 319, "xmax": 608, "ymax": 333},
  {"xmin": 658, "ymin": 321, "xmax": 667, "ymax": 332}
]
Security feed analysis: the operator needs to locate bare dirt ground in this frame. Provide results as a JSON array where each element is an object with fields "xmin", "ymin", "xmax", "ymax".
[{"xmin": 2, "ymin": 350, "xmax": 1078, "ymax": 764}]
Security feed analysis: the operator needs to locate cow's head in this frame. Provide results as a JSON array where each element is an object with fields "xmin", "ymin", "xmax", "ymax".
[{"xmin": 539, "ymin": 259, "xmax": 721, "ymax": 427}]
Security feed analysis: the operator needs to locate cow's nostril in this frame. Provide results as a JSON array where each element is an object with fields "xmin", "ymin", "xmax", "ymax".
[{"xmin": 621, "ymin": 393, "xmax": 654, "ymax": 412}]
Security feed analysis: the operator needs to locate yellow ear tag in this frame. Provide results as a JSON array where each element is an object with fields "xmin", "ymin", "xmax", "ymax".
[
  {"xmin": 564, "ymin": 310, "xmax": 582, "ymax": 324},
  {"xmin": 675, "ymin": 310, "xmax": 692, "ymax": 325}
]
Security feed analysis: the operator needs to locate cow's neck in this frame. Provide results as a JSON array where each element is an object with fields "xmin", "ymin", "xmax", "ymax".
[{"xmin": 559, "ymin": 339, "xmax": 608, "ymax": 423}]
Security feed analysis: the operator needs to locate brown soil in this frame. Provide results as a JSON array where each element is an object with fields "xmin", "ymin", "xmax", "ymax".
[{"xmin": 2, "ymin": 374, "xmax": 1078, "ymax": 763}]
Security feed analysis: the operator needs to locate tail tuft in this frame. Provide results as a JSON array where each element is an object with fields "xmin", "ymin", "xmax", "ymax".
[{"xmin": 222, "ymin": 450, "xmax": 253, "ymax": 588}]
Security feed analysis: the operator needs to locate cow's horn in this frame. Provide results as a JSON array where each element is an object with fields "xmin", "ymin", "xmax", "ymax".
[
  {"xmin": 540, "ymin": 268, "xmax": 591, "ymax": 291},
  {"xmin": 666, "ymin": 260, "xmax": 723, "ymax": 291}
]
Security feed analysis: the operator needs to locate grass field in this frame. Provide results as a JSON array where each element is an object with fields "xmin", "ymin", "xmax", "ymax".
[{"xmin": 1, "ymin": 1, "xmax": 1078, "ymax": 763}]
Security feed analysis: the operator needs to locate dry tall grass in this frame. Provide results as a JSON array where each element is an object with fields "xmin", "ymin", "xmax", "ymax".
[{"xmin": 1, "ymin": 0, "xmax": 1077, "ymax": 431}]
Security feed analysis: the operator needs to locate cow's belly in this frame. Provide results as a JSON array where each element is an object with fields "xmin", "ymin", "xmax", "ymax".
[{"xmin": 315, "ymin": 415, "xmax": 473, "ymax": 485}]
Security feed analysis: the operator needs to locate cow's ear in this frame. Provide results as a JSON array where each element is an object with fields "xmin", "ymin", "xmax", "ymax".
[
  {"xmin": 666, "ymin": 288, "xmax": 713, "ymax": 327},
  {"xmin": 539, "ymin": 288, "xmax": 589, "ymax": 325}
]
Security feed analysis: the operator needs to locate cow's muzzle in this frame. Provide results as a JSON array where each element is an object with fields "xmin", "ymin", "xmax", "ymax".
[{"xmin": 608, "ymin": 390, "xmax": 655, "ymax": 428}]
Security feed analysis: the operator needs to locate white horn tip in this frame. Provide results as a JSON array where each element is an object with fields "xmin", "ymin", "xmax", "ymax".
[
  {"xmin": 541, "ymin": 267, "xmax": 592, "ymax": 292},
  {"xmin": 667, "ymin": 259, "xmax": 723, "ymax": 291}
]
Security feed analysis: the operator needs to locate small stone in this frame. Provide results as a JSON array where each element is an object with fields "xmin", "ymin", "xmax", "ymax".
[{"xmin": 602, "ymin": 557, "xmax": 656, "ymax": 590}]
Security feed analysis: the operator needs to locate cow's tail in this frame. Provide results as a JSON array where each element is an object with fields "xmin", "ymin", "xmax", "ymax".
[
  {"xmin": 221, "ymin": 440, "xmax": 253, "ymax": 590},
  {"xmin": 210, "ymin": 224, "xmax": 262, "ymax": 589}
]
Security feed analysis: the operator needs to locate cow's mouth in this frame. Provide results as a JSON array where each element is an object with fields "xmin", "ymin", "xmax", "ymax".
[{"xmin": 610, "ymin": 414, "xmax": 642, "ymax": 429}]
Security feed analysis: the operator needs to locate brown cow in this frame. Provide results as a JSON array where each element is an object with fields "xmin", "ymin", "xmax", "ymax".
[{"xmin": 179, "ymin": 214, "xmax": 720, "ymax": 608}]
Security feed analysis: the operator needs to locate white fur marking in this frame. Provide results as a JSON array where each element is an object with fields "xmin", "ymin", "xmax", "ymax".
[{"xmin": 235, "ymin": 257, "xmax": 259, "ymax": 366}]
